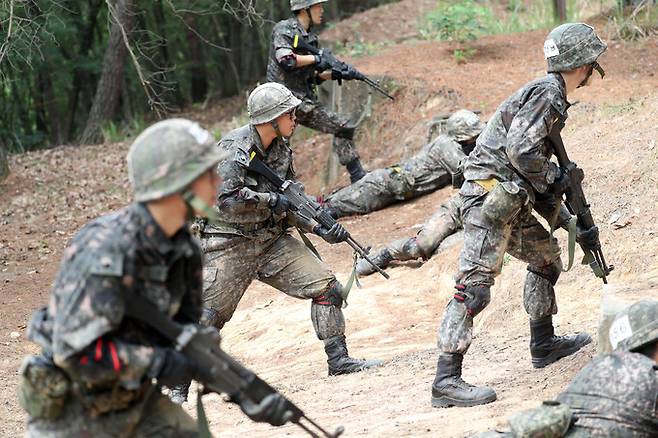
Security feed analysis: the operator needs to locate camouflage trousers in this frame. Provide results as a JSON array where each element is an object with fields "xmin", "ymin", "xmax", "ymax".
[
  {"xmin": 325, "ymin": 167, "xmax": 414, "ymax": 217},
  {"xmin": 387, "ymin": 194, "xmax": 463, "ymax": 261},
  {"xmin": 296, "ymin": 99, "xmax": 359, "ymax": 166},
  {"xmin": 27, "ymin": 391, "xmax": 197, "ymax": 437},
  {"xmin": 439, "ymin": 182, "xmax": 562, "ymax": 354},
  {"xmin": 201, "ymin": 230, "xmax": 345, "ymax": 340}
]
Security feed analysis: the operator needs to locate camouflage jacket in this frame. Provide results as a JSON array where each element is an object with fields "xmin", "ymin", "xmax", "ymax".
[
  {"xmin": 27, "ymin": 203, "xmax": 203, "ymax": 392},
  {"xmin": 402, "ymin": 133, "xmax": 472, "ymax": 195},
  {"xmin": 463, "ymin": 73, "xmax": 569, "ymax": 195},
  {"xmin": 558, "ymin": 352, "xmax": 658, "ymax": 436},
  {"xmin": 205, "ymin": 125, "xmax": 315, "ymax": 236},
  {"xmin": 267, "ymin": 17, "xmax": 321, "ymax": 100}
]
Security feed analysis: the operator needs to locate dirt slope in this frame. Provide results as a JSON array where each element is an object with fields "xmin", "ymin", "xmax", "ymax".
[{"xmin": 1, "ymin": 3, "xmax": 657, "ymax": 437}]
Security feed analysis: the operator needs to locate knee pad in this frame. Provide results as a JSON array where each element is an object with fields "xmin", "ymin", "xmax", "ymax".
[
  {"xmin": 335, "ymin": 126, "xmax": 355, "ymax": 140},
  {"xmin": 527, "ymin": 260, "xmax": 562, "ymax": 286},
  {"xmin": 453, "ymin": 284, "xmax": 491, "ymax": 317},
  {"xmin": 312, "ymin": 280, "xmax": 344, "ymax": 308}
]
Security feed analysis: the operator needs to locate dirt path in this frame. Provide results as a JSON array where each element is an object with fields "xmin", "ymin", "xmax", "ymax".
[{"xmin": 1, "ymin": 2, "xmax": 657, "ymax": 437}]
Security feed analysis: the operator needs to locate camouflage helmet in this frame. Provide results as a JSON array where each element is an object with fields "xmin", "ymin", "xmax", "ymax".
[
  {"xmin": 446, "ymin": 110, "xmax": 485, "ymax": 142},
  {"xmin": 247, "ymin": 82, "xmax": 301, "ymax": 125},
  {"xmin": 544, "ymin": 23, "xmax": 607, "ymax": 73},
  {"xmin": 127, "ymin": 118, "xmax": 226, "ymax": 202},
  {"xmin": 290, "ymin": 0, "xmax": 328, "ymax": 11},
  {"xmin": 609, "ymin": 300, "xmax": 658, "ymax": 352}
]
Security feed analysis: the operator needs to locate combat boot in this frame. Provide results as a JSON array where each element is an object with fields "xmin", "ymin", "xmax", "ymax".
[
  {"xmin": 431, "ymin": 353, "xmax": 496, "ymax": 408},
  {"xmin": 169, "ymin": 382, "xmax": 191, "ymax": 405},
  {"xmin": 324, "ymin": 335, "xmax": 383, "ymax": 375},
  {"xmin": 355, "ymin": 249, "xmax": 393, "ymax": 276},
  {"xmin": 529, "ymin": 316, "xmax": 591, "ymax": 368},
  {"xmin": 346, "ymin": 158, "xmax": 366, "ymax": 183}
]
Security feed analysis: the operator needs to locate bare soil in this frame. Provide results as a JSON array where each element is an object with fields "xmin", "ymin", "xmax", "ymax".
[{"xmin": 1, "ymin": 1, "xmax": 657, "ymax": 437}]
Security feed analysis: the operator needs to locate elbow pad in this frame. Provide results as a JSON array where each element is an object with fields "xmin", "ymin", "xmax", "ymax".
[{"xmin": 279, "ymin": 55, "xmax": 297, "ymax": 72}]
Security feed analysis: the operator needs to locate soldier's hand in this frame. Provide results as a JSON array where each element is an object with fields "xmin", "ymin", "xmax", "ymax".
[
  {"xmin": 239, "ymin": 393, "xmax": 294, "ymax": 426},
  {"xmin": 150, "ymin": 348, "xmax": 198, "ymax": 387},
  {"xmin": 551, "ymin": 166, "xmax": 570, "ymax": 195},
  {"xmin": 577, "ymin": 224, "xmax": 600, "ymax": 251},
  {"xmin": 314, "ymin": 222, "xmax": 348, "ymax": 244},
  {"xmin": 331, "ymin": 65, "xmax": 359, "ymax": 82},
  {"xmin": 314, "ymin": 53, "xmax": 331, "ymax": 72},
  {"xmin": 268, "ymin": 193, "xmax": 294, "ymax": 215}
]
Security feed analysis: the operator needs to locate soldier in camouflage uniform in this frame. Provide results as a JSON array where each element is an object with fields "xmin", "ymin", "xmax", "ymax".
[
  {"xmin": 322, "ymin": 110, "xmax": 484, "ymax": 219},
  {"xmin": 198, "ymin": 83, "xmax": 382, "ymax": 379},
  {"xmin": 18, "ymin": 119, "xmax": 294, "ymax": 437},
  {"xmin": 267, "ymin": 0, "xmax": 367, "ymax": 183},
  {"xmin": 472, "ymin": 300, "xmax": 658, "ymax": 437},
  {"xmin": 432, "ymin": 23, "xmax": 608, "ymax": 408}
]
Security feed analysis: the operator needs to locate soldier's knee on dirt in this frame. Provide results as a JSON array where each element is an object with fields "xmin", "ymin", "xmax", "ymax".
[
  {"xmin": 311, "ymin": 280, "xmax": 344, "ymax": 308},
  {"xmin": 335, "ymin": 126, "xmax": 355, "ymax": 140},
  {"xmin": 453, "ymin": 284, "xmax": 491, "ymax": 317},
  {"xmin": 407, "ymin": 237, "xmax": 431, "ymax": 260}
]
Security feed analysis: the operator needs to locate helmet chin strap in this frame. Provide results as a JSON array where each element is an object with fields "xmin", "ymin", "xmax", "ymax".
[
  {"xmin": 304, "ymin": 8, "xmax": 314, "ymax": 30},
  {"xmin": 577, "ymin": 62, "xmax": 605, "ymax": 88},
  {"xmin": 182, "ymin": 190, "xmax": 219, "ymax": 222}
]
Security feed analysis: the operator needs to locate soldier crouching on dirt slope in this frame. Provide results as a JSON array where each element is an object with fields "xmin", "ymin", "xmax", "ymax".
[
  {"xmin": 432, "ymin": 23, "xmax": 608, "ymax": 408},
  {"xmin": 321, "ymin": 110, "xmax": 484, "ymax": 219},
  {"xmin": 267, "ymin": 0, "xmax": 368, "ymax": 183},
  {"xmin": 169, "ymin": 83, "xmax": 383, "ymax": 403},
  {"xmin": 18, "ymin": 120, "xmax": 294, "ymax": 436},
  {"xmin": 472, "ymin": 300, "xmax": 658, "ymax": 437}
]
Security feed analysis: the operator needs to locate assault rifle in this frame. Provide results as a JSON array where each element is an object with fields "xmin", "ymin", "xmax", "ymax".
[
  {"xmin": 248, "ymin": 153, "xmax": 390, "ymax": 280},
  {"xmin": 548, "ymin": 118, "xmax": 613, "ymax": 284},
  {"xmin": 123, "ymin": 292, "xmax": 344, "ymax": 438},
  {"xmin": 293, "ymin": 35, "xmax": 395, "ymax": 101}
]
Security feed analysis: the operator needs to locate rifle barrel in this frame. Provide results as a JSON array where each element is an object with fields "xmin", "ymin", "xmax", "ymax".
[{"xmin": 347, "ymin": 237, "xmax": 390, "ymax": 279}]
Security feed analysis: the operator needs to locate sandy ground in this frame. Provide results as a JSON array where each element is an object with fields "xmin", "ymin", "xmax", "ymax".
[{"xmin": 1, "ymin": 1, "xmax": 657, "ymax": 437}]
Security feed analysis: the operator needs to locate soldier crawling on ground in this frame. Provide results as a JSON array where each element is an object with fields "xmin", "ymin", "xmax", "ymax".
[
  {"xmin": 431, "ymin": 23, "xmax": 607, "ymax": 409},
  {"xmin": 268, "ymin": 0, "xmax": 368, "ymax": 183},
  {"xmin": 473, "ymin": 300, "xmax": 658, "ymax": 437},
  {"xmin": 321, "ymin": 110, "xmax": 485, "ymax": 219},
  {"xmin": 18, "ymin": 120, "xmax": 294, "ymax": 436},
  {"xmin": 170, "ymin": 82, "xmax": 382, "ymax": 403}
]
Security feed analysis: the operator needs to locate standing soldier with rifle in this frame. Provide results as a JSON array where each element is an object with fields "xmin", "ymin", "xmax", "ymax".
[
  {"xmin": 190, "ymin": 83, "xmax": 382, "ymax": 395},
  {"xmin": 432, "ymin": 23, "xmax": 612, "ymax": 409},
  {"xmin": 267, "ymin": 0, "xmax": 385, "ymax": 183},
  {"xmin": 18, "ymin": 119, "xmax": 308, "ymax": 436}
]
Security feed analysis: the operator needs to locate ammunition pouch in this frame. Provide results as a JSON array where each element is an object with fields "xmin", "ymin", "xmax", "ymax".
[
  {"xmin": 481, "ymin": 181, "xmax": 528, "ymax": 224},
  {"xmin": 18, "ymin": 355, "xmax": 70, "ymax": 420},
  {"xmin": 509, "ymin": 401, "xmax": 573, "ymax": 438},
  {"xmin": 75, "ymin": 380, "xmax": 151, "ymax": 418}
]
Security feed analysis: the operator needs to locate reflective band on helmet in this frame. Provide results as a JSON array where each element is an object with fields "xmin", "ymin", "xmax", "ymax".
[{"xmin": 183, "ymin": 191, "xmax": 219, "ymax": 222}]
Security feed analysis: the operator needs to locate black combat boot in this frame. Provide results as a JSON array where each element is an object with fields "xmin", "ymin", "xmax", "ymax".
[
  {"xmin": 346, "ymin": 158, "xmax": 366, "ymax": 183},
  {"xmin": 169, "ymin": 381, "xmax": 191, "ymax": 405},
  {"xmin": 355, "ymin": 249, "xmax": 393, "ymax": 276},
  {"xmin": 431, "ymin": 353, "xmax": 497, "ymax": 408},
  {"xmin": 324, "ymin": 335, "xmax": 383, "ymax": 375},
  {"xmin": 529, "ymin": 316, "xmax": 591, "ymax": 368}
]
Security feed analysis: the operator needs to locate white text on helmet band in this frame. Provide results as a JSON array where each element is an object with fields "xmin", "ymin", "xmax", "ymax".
[
  {"xmin": 609, "ymin": 314, "xmax": 633, "ymax": 349},
  {"xmin": 543, "ymin": 39, "xmax": 560, "ymax": 59},
  {"xmin": 187, "ymin": 123, "xmax": 212, "ymax": 145}
]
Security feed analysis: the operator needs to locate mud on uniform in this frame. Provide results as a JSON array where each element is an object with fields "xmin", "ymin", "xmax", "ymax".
[
  {"xmin": 439, "ymin": 73, "xmax": 574, "ymax": 354},
  {"xmin": 324, "ymin": 133, "xmax": 470, "ymax": 218},
  {"xmin": 267, "ymin": 17, "xmax": 359, "ymax": 166},
  {"xmin": 200, "ymin": 124, "xmax": 346, "ymax": 340},
  {"xmin": 23, "ymin": 204, "xmax": 200, "ymax": 437}
]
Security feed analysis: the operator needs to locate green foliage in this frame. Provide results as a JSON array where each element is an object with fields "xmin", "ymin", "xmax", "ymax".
[
  {"xmin": 101, "ymin": 116, "xmax": 149, "ymax": 144},
  {"xmin": 609, "ymin": 2, "xmax": 658, "ymax": 40},
  {"xmin": 453, "ymin": 47, "xmax": 478, "ymax": 63},
  {"xmin": 334, "ymin": 39, "xmax": 391, "ymax": 58},
  {"xmin": 420, "ymin": 0, "xmax": 493, "ymax": 42}
]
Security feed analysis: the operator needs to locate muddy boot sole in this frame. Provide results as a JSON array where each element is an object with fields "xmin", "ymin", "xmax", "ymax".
[
  {"xmin": 431, "ymin": 392, "xmax": 497, "ymax": 408},
  {"xmin": 531, "ymin": 335, "xmax": 592, "ymax": 369}
]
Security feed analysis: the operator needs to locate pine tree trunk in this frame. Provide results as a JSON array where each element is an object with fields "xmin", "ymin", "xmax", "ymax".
[
  {"xmin": 79, "ymin": 0, "xmax": 134, "ymax": 145},
  {"xmin": 0, "ymin": 145, "xmax": 9, "ymax": 181},
  {"xmin": 554, "ymin": 0, "xmax": 567, "ymax": 22}
]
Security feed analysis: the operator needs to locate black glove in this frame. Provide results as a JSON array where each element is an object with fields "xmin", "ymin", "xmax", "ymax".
[
  {"xmin": 268, "ymin": 193, "xmax": 293, "ymax": 215},
  {"xmin": 239, "ymin": 393, "xmax": 293, "ymax": 426},
  {"xmin": 314, "ymin": 222, "xmax": 348, "ymax": 244},
  {"xmin": 551, "ymin": 166, "xmax": 570, "ymax": 195},
  {"xmin": 576, "ymin": 224, "xmax": 600, "ymax": 251},
  {"xmin": 149, "ymin": 347, "xmax": 198, "ymax": 387},
  {"xmin": 331, "ymin": 64, "xmax": 359, "ymax": 81},
  {"xmin": 314, "ymin": 53, "xmax": 331, "ymax": 72}
]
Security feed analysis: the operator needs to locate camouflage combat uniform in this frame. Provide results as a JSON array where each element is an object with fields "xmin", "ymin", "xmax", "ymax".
[
  {"xmin": 267, "ymin": 17, "xmax": 359, "ymax": 166},
  {"xmin": 439, "ymin": 73, "xmax": 574, "ymax": 354},
  {"xmin": 200, "ymin": 124, "xmax": 346, "ymax": 341},
  {"xmin": 24, "ymin": 203, "xmax": 200, "ymax": 437},
  {"xmin": 323, "ymin": 133, "xmax": 471, "ymax": 218}
]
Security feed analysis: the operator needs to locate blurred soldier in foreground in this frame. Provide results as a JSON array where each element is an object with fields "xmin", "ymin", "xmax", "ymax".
[
  {"xmin": 433, "ymin": 23, "xmax": 608, "ymax": 408},
  {"xmin": 268, "ymin": 0, "xmax": 368, "ymax": 182},
  {"xmin": 322, "ymin": 110, "xmax": 484, "ymax": 219},
  {"xmin": 472, "ymin": 300, "xmax": 658, "ymax": 437},
  {"xmin": 18, "ymin": 119, "xmax": 295, "ymax": 436}
]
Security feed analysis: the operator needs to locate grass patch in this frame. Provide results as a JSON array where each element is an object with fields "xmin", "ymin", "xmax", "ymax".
[
  {"xmin": 608, "ymin": 2, "xmax": 658, "ymax": 41},
  {"xmin": 334, "ymin": 39, "xmax": 392, "ymax": 58},
  {"xmin": 601, "ymin": 98, "xmax": 641, "ymax": 117}
]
